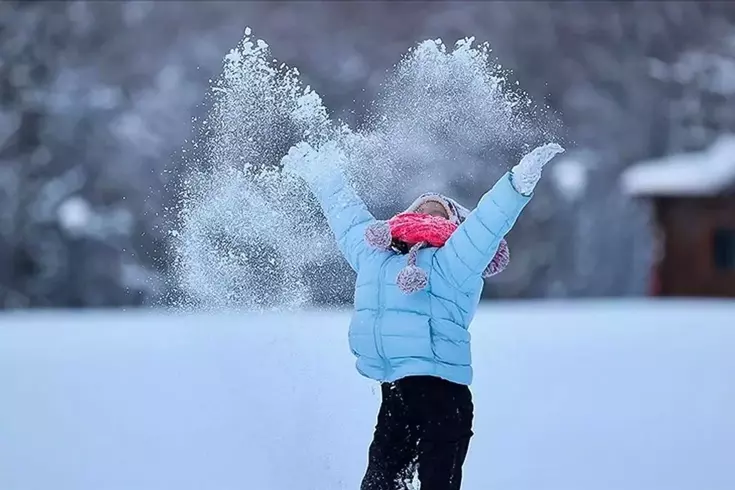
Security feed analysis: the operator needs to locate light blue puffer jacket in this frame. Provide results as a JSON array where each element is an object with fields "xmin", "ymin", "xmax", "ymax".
[{"xmin": 306, "ymin": 169, "xmax": 532, "ymax": 386}]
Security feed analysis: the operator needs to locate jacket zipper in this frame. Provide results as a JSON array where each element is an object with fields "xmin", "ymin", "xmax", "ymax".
[{"xmin": 374, "ymin": 259, "xmax": 389, "ymax": 380}]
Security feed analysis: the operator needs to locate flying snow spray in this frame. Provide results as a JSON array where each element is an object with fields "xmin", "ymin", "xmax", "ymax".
[{"xmin": 170, "ymin": 28, "xmax": 559, "ymax": 312}]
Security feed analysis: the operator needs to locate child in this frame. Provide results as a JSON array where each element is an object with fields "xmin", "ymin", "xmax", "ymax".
[{"xmin": 282, "ymin": 141, "xmax": 564, "ymax": 490}]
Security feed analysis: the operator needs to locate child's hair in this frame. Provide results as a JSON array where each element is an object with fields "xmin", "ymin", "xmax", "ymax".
[{"xmin": 390, "ymin": 238, "xmax": 411, "ymax": 255}]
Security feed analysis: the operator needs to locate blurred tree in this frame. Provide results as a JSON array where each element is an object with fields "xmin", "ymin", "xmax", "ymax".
[{"xmin": 0, "ymin": 0, "xmax": 240, "ymax": 307}]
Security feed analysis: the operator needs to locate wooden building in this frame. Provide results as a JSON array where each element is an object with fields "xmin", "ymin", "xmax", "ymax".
[{"xmin": 621, "ymin": 135, "xmax": 735, "ymax": 298}]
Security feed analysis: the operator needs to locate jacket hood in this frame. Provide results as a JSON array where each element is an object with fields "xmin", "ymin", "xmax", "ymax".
[{"xmin": 403, "ymin": 192, "xmax": 470, "ymax": 225}]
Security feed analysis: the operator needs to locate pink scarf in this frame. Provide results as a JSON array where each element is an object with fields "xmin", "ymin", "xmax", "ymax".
[{"xmin": 387, "ymin": 212, "xmax": 458, "ymax": 248}]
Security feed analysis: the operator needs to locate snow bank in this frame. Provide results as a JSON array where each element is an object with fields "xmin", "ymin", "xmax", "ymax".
[
  {"xmin": 1, "ymin": 300, "xmax": 734, "ymax": 490},
  {"xmin": 621, "ymin": 134, "xmax": 735, "ymax": 197}
]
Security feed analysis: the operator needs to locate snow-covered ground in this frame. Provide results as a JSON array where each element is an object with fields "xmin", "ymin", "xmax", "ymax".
[{"xmin": 1, "ymin": 300, "xmax": 734, "ymax": 490}]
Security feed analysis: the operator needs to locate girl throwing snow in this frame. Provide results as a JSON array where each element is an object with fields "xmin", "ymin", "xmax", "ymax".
[{"xmin": 282, "ymin": 140, "xmax": 564, "ymax": 490}]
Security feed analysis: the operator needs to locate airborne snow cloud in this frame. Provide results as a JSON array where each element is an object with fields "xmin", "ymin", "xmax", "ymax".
[{"xmin": 172, "ymin": 29, "xmax": 560, "ymax": 311}]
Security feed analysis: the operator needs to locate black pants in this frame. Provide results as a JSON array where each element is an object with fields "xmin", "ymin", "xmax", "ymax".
[{"xmin": 360, "ymin": 376, "xmax": 474, "ymax": 490}]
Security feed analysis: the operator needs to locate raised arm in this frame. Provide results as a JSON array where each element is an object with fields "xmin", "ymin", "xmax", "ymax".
[
  {"xmin": 434, "ymin": 143, "xmax": 564, "ymax": 291},
  {"xmin": 281, "ymin": 141, "xmax": 379, "ymax": 272}
]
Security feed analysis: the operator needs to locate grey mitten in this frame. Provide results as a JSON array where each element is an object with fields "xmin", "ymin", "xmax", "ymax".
[
  {"xmin": 281, "ymin": 140, "xmax": 344, "ymax": 184},
  {"xmin": 510, "ymin": 143, "xmax": 565, "ymax": 196}
]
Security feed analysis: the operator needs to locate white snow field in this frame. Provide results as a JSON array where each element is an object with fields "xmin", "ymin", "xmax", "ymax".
[{"xmin": 1, "ymin": 300, "xmax": 734, "ymax": 490}]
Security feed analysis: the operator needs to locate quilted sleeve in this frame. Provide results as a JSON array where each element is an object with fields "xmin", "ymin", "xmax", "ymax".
[
  {"xmin": 433, "ymin": 172, "xmax": 532, "ymax": 291},
  {"xmin": 307, "ymin": 169, "xmax": 379, "ymax": 272},
  {"xmin": 282, "ymin": 141, "xmax": 381, "ymax": 272}
]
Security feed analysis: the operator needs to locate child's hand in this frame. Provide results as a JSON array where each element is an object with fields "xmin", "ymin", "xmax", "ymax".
[
  {"xmin": 281, "ymin": 142, "xmax": 316, "ymax": 181},
  {"xmin": 510, "ymin": 143, "xmax": 565, "ymax": 196},
  {"xmin": 281, "ymin": 141, "xmax": 344, "ymax": 183}
]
